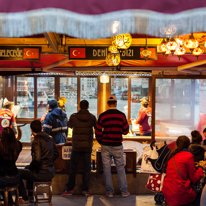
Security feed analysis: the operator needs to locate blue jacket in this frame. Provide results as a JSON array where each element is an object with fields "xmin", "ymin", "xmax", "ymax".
[{"xmin": 43, "ymin": 107, "xmax": 68, "ymax": 144}]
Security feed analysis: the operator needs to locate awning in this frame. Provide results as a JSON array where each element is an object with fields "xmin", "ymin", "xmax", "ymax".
[{"xmin": 1, "ymin": 0, "xmax": 206, "ymax": 39}]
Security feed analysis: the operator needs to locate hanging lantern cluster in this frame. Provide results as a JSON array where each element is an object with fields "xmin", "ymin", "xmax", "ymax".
[
  {"xmin": 157, "ymin": 33, "xmax": 205, "ymax": 60},
  {"xmin": 106, "ymin": 34, "xmax": 132, "ymax": 67}
]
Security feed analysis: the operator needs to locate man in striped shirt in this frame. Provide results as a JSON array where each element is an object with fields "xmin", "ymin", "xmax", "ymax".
[{"xmin": 95, "ymin": 95, "xmax": 130, "ymax": 198}]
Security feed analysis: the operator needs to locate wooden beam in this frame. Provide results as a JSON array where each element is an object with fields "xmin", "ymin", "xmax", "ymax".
[
  {"xmin": 0, "ymin": 68, "xmax": 42, "ymax": 71},
  {"xmin": 44, "ymin": 33, "xmax": 61, "ymax": 52},
  {"xmin": 42, "ymin": 58, "xmax": 70, "ymax": 72},
  {"xmin": 178, "ymin": 59, "xmax": 206, "ymax": 71},
  {"xmin": 178, "ymin": 69, "xmax": 201, "ymax": 75}
]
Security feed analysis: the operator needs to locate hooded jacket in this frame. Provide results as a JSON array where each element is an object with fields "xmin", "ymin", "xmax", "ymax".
[
  {"xmin": 43, "ymin": 107, "xmax": 68, "ymax": 144},
  {"xmin": 29, "ymin": 131, "xmax": 59, "ymax": 174},
  {"xmin": 189, "ymin": 143, "xmax": 206, "ymax": 163},
  {"xmin": 68, "ymin": 109, "xmax": 96, "ymax": 152},
  {"xmin": 162, "ymin": 151, "xmax": 204, "ymax": 206}
]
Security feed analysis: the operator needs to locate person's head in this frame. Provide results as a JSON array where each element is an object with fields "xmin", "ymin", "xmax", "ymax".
[
  {"xmin": 30, "ymin": 120, "xmax": 42, "ymax": 135},
  {"xmin": 49, "ymin": 100, "xmax": 58, "ymax": 110},
  {"xmin": 107, "ymin": 95, "xmax": 117, "ymax": 107},
  {"xmin": 3, "ymin": 101, "xmax": 14, "ymax": 110},
  {"xmin": 0, "ymin": 127, "xmax": 19, "ymax": 160},
  {"xmin": 191, "ymin": 130, "xmax": 202, "ymax": 144},
  {"xmin": 167, "ymin": 135, "xmax": 190, "ymax": 161},
  {"xmin": 80, "ymin": 100, "xmax": 89, "ymax": 110},
  {"xmin": 59, "ymin": 96, "xmax": 67, "ymax": 104},
  {"xmin": 140, "ymin": 97, "xmax": 149, "ymax": 108},
  {"xmin": 203, "ymin": 128, "xmax": 206, "ymax": 138}
]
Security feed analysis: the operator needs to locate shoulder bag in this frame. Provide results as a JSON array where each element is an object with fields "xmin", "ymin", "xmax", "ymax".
[{"xmin": 172, "ymin": 156, "xmax": 201, "ymax": 193}]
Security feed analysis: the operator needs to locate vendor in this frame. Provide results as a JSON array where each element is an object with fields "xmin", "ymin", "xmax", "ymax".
[
  {"xmin": 58, "ymin": 96, "xmax": 67, "ymax": 112},
  {"xmin": 136, "ymin": 97, "xmax": 152, "ymax": 136}
]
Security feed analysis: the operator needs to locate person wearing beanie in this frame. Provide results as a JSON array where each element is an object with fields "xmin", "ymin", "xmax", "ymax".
[
  {"xmin": 95, "ymin": 95, "xmax": 130, "ymax": 198},
  {"xmin": 136, "ymin": 97, "xmax": 152, "ymax": 136},
  {"xmin": 43, "ymin": 100, "xmax": 68, "ymax": 144}
]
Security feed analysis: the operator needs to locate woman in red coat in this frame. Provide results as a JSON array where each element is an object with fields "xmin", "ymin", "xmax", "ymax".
[{"xmin": 162, "ymin": 135, "xmax": 205, "ymax": 206}]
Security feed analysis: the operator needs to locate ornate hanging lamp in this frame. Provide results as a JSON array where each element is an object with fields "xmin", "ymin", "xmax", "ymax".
[
  {"xmin": 106, "ymin": 52, "xmax": 121, "ymax": 67},
  {"xmin": 184, "ymin": 33, "xmax": 198, "ymax": 53},
  {"xmin": 140, "ymin": 35, "xmax": 152, "ymax": 61},
  {"xmin": 157, "ymin": 39, "xmax": 167, "ymax": 57},
  {"xmin": 164, "ymin": 49, "xmax": 171, "ymax": 59},
  {"xmin": 166, "ymin": 38, "xmax": 178, "ymax": 55},
  {"xmin": 108, "ymin": 45, "xmax": 119, "ymax": 54},
  {"xmin": 112, "ymin": 33, "xmax": 132, "ymax": 50},
  {"xmin": 174, "ymin": 45, "xmax": 186, "ymax": 60},
  {"xmin": 192, "ymin": 46, "xmax": 203, "ymax": 60}
]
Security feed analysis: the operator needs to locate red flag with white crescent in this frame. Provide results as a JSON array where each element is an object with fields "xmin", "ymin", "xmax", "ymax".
[
  {"xmin": 23, "ymin": 48, "xmax": 40, "ymax": 59},
  {"xmin": 70, "ymin": 48, "xmax": 86, "ymax": 58}
]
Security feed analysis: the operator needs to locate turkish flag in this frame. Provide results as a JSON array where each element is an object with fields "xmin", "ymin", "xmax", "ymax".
[
  {"xmin": 70, "ymin": 48, "xmax": 86, "ymax": 58},
  {"xmin": 23, "ymin": 48, "xmax": 40, "ymax": 59}
]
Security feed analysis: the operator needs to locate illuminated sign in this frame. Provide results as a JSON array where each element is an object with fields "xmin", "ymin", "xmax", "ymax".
[
  {"xmin": 0, "ymin": 46, "xmax": 41, "ymax": 60},
  {"xmin": 69, "ymin": 46, "xmax": 157, "ymax": 60}
]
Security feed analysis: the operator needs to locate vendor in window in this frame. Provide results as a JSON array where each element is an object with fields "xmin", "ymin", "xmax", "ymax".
[
  {"xmin": 58, "ymin": 96, "xmax": 67, "ymax": 112},
  {"xmin": 136, "ymin": 97, "xmax": 152, "ymax": 136}
]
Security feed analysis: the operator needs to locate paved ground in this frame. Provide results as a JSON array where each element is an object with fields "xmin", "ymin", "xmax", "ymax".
[{"xmin": 19, "ymin": 195, "xmax": 165, "ymax": 206}]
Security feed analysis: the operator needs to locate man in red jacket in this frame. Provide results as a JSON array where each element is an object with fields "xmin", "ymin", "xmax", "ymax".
[{"xmin": 136, "ymin": 97, "xmax": 151, "ymax": 136}]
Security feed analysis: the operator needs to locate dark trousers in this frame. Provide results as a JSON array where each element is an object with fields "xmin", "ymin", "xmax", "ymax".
[
  {"xmin": 18, "ymin": 169, "xmax": 54, "ymax": 200},
  {"xmin": 0, "ymin": 175, "xmax": 20, "ymax": 204},
  {"xmin": 66, "ymin": 151, "xmax": 91, "ymax": 192}
]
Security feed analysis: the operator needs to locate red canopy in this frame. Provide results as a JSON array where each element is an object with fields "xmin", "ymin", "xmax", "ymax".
[{"xmin": 0, "ymin": 0, "xmax": 206, "ymax": 39}]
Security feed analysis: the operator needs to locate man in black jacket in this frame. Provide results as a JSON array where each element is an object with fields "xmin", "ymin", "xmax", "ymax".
[
  {"xmin": 18, "ymin": 120, "xmax": 59, "ymax": 203},
  {"xmin": 61, "ymin": 100, "xmax": 96, "ymax": 196}
]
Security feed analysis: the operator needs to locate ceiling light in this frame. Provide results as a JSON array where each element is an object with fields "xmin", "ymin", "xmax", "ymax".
[
  {"xmin": 192, "ymin": 46, "xmax": 203, "ymax": 60},
  {"xmin": 166, "ymin": 38, "xmax": 178, "ymax": 55},
  {"xmin": 174, "ymin": 45, "xmax": 186, "ymax": 60},
  {"xmin": 106, "ymin": 53, "xmax": 120, "ymax": 67},
  {"xmin": 184, "ymin": 33, "xmax": 198, "ymax": 53},
  {"xmin": 112, "ymin": 33, "xmax": 132, "ymax": 50}
]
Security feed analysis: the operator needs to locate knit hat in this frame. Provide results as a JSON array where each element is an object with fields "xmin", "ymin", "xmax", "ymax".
[{"xmin": 49, "ymin": 100, "xmax": 58, "ymax": 109}]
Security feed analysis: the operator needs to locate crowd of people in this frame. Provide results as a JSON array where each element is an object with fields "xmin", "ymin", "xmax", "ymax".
[{"xmin": 0, "ymin": 95, "xmax": 206, "ymax": 206}]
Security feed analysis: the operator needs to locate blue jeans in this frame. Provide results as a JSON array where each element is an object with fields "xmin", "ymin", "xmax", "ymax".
[
  {"xmin": 101, "ymin": 145, "xmax": 128, "ymax": 195},
  {"xmin": 66, "ymin": 151, "xmax": 91, "ymax": 192}
]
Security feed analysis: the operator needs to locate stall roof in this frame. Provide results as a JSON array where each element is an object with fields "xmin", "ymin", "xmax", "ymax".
[{"xmin": 0, "ymin": 0, "xmax": 206, "ymax": 39}]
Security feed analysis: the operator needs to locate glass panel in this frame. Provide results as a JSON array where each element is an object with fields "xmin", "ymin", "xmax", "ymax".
[
  {"xmin": 173, "ymin": 79, "xmax": 192, "ymax": 120},
  {"xmin": 60, "ymin": 77, "xmax": 78, "ymax": 117},
  {"xmin": 155, "ymin": 78, "xmax": 197, "ymax": 144},
  {"xmin": 18, "ymin": 124, "xmax": 31, "ymax": 142},
  {"xmin": 111, "ymin": 77, "xmax": 128, "ymax": 117},
  {"xmin": 80, "ymin": 77, "xmax": 97, "ymax": 117},
  {"xmin": 17, "ymin": 77, "xmax": 34, "ymax": 118},
  {"xmin": 155, "ymin": 79, "xmax": 171, "ymax": 120},
  {"xmin": 131, "ymin": 78, "xmax": 149, "ymax": 119},
  {"xmin": 37, "ymin": 77, "xmax": 55, "ymax": 118}
]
